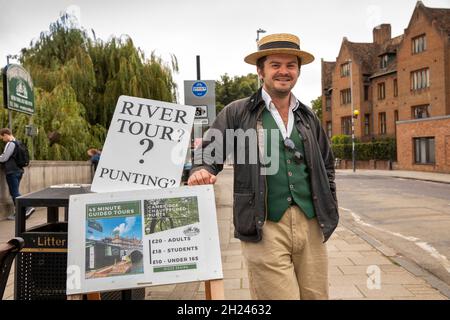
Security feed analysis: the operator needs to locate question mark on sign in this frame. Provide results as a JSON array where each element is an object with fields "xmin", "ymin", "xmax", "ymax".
[
  {"xmin": 139, "ymin": 138, "xmax": 154, "ymax": 164},
  {"xmin": 177, "ymin": 129, "xmax": 186, "ymax": 142}
]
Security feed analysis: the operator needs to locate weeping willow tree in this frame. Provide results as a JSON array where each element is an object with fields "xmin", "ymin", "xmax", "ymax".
[
  {"xmin": 0, "ymin": 13, "xmax": 178, "ymax": 160},
  {"xmin": 87, "ymin": 36, "xmax": 178, "ymax": 128}
]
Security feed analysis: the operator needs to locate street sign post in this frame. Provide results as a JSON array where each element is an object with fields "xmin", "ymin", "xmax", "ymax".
[
  {"xmin": 3, "ymin": 64, "xmax": 35, "ymax": 115},
  {"xmin": 184, "ymin": 80, "xmax": 216, "ymax": 127}
]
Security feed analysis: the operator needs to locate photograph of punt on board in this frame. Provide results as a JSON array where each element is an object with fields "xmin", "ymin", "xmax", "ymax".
[{"xmin": 143, "ymin": 196, "xmax": 199, "ymax": 235}]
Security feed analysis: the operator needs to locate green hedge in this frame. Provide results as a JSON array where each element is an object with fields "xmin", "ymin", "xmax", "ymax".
[
  {"xmin": 331, "ymin": 134, "xmax": 353, "ymax": 145},
  {"xmin": 332, "ymin": 138, "xmax": 396, "ymax": 161}
]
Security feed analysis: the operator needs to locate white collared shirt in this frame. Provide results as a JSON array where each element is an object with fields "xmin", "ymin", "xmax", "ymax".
[{"xmin": 261, "ymin": 88, "xmax": 299, "ymax": 140}]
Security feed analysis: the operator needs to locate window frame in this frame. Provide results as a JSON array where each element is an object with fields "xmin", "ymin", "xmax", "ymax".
[
  {"xmin": 364, "ymin": 85, "xmax": 369, "ymax": 101},
  {"xmin": 412, "ymin": 105, "xmax": 430, "ymax": 119},
  {"xmin": 380, "ymin": 54, "xmax": 389, "ymax": 69},
  {"xmin": 341, "ymin": 116, "xmax": 352, "ymax": 135},
  {"xmin": 340, "ymin": 88, "xmax": 352, "ymax": 105},
  {"xmin": 410, "ymin": 68, "xmax": 430, "ymax": 91},
  {"xmin": 340, "ymin": 63, "xmax": 350, "ymax": 77},
  {"xmin": 414, "ymin": 137, "xmax": 435, "ymax": 164},
  {"xmin": 412, "ymin": 34, "xmax": 427, "ymax": 55},
  {"xmin": 326, "ymin": 121, "xmax": 332, "ymax": 139},
  {"xmin": 364, "ymin": 114, "xmax": 370, "ymax": 136},
  {"xmin": 379, "ymin": 112, "xmax": 387, "ymax": 135},
  {"xmin": 377, "ymin": 82, "xmax": 386, "ymax": 100},
  {"xmin": 325, "ymin": 95, "xmax": 331, "ymax": 111}
]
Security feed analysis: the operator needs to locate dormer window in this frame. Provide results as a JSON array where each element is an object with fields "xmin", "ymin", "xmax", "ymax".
[{"xmin": 380, "ymin": 54, "xmax": 389, "ymax": 69}]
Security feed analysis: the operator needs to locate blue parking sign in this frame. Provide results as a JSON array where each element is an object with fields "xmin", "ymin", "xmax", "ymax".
[{"xmin": 192, "ymin": 81, "xmax": 208, "ymax": 97}]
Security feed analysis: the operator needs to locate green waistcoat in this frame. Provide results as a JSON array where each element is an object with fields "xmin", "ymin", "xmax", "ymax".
[{"xmin": 262, "ymin": 109, "xmax": 315, "ymax": 221}]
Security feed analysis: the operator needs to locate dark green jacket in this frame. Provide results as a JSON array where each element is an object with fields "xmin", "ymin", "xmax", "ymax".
[{"xmin": 190, "ymin": 88, "xmax": 338, "ymax": 242}]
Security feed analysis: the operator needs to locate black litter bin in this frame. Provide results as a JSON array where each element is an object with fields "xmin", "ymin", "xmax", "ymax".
[
  {"xmin": 14, "ymin": 186, "xmax": 145, "ymax": 300},
  {"xmin": 16, "ymin": 222, "xmax": 68, "ymax": 300}
]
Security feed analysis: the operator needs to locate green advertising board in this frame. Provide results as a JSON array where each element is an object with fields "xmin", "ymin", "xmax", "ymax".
[{"xmin": 4, "ymin": 64, "xmax": 35, "ymax": 115}]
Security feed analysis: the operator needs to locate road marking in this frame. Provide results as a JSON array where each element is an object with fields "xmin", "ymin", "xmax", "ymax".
[{"xmin": 340, "ymin": 206, "xmax": 450, "ymax": 273}]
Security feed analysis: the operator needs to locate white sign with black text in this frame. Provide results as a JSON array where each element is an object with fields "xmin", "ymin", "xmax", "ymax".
[{"xmin": 91, "ymin": 96, "xmax": 196, "ymax": 192}]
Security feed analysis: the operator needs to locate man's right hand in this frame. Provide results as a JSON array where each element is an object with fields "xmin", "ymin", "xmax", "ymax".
[{"xmin": 188, "ymin": 169, "xmax": 217, "ymax": 186}]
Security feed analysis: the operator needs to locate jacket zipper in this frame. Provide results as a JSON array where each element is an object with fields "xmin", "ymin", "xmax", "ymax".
[{"xmin": 255, "ymin": 106, "xmax": 268, "ymax": 223}]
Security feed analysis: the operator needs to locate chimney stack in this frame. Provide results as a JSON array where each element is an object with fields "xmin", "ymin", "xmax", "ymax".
[{"xmin": 373, "ymin": 24, "xmax": 391, "ymax": 45}]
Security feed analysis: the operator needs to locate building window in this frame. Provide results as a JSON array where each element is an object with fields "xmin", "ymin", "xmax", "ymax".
[
  {"xmin": 341, "ymin": 116, "xmax": 352, "ymax": 135},
  {"xmin": 393, "ymin": 79, "xmax": 398, "ymax": 97},
  {"xmin": 414, "ymin": 137, "xmax": 435, "ymax": 164},
  {"xmin": 341, "ymin": 63, "xmax": 350, "ymax": 77},
  {"xmin": 326, "ymin": 121, "xmax": 332, "ymax": 139},
  {"xmin": 325, "ymin": 95, "xmax": 331, "ymax": 111},
  {"xmin": 379, "ymin": 112, "xmax": 386, "ymax": 135},
  {"xmin": 364, "ymin": 114, "xmax": 370, "ymax": 136},
  {"xmin": 412, "ymin": 34, "xmax": 427, "ymax": 54},
  {"xmin": 377, "ymin": 82, "xmax": 386, "ymax": 100},
  {"xmin": 380, "ymin": 54, "xmax": 389, "ymax": 69},
  {"xmin": 412, "ymin": 105, "xmax": 430, "ymax": 119},
  {"xmin": 411, "ymin": 68, "xmax": 430, "ymax": 90},
  {"xmin": 364, "ymin": 85, "xmax": 369, "ymax": 101},
  {"xmin": 340, "ymin": 88, "xmax": 352, "ymax": 105}
]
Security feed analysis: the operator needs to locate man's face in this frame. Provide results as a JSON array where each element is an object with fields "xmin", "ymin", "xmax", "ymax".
[
  {"xmin": 1, "ymin": 134, "xmax": 8, "ymax": 143},
  {"xmin": 258, "ymin": 54, "xmax": 300, "ymax": 97}
]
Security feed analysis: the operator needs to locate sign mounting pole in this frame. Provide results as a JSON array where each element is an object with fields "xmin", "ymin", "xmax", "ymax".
[{"xmin": 6, "ymin": 55, "xmax": 12, "ymax": 131}]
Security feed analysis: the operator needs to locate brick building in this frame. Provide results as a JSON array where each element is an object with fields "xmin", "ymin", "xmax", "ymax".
[{"xmin": 321, "ymin": 1, "xmax": 450, "ymax": 173}]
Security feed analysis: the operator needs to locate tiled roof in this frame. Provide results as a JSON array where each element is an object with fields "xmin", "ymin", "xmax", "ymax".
[
  {"xmin": 370, "ymin": 35, "xmax": 404, "ymax": 78},
  {"xmin": 344, "ymin": 40, "xmax": 380, "ymax": 74},
  {"xmin": 322, "ymin": 1, "xmax": 449, "ymax": 84},
  {"xmin": 422, "ymin": 3, "xmax": 450, "ymax": 35},
  {"xmin": 380, "ymin": 35, "xmax": 404, "ymax": 55}
]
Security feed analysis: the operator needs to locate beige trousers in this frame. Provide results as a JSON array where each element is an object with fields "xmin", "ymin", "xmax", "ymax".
[{"xmin": 241, "ymin": 205, "xmax": 329, "ymax": 300}]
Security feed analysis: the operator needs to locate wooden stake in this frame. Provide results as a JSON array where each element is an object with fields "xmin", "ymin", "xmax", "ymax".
[
  {"xmin": 67, "ymin": 292, "xmax": 101, "ymax": 300},
  {"xmin": 87, "ymin": 292, "xmax": 101, "ymax": 300},
  {"xmin": 205, "ymin": 279, "xmax": 224, "ymax": 300}
]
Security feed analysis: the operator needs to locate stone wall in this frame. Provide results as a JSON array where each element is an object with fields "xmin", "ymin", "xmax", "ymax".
[
  {"xmin": 0, "ymin": 161, "xmax": 92, "ymax": 219},
  {"xmin": 335, "ymin": 159, "xmax": 395, "ymax": 170}
]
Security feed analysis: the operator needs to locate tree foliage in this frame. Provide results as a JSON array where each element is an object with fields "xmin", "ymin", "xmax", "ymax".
[
  {"xmin": 310, "ymin": 96, "xmax": 322, "ymax": 122},
  {"xmin": 215, "ymin": 73, "xmax": 258, "ymax": 114},
  {"xmin": 0, "ymin": 13, "xmax": 178, "ymax": 160}
]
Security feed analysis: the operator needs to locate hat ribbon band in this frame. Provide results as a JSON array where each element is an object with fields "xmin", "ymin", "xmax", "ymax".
[{"xmin": 258, "ymin": 41, "xmax": 300, "ymax": 51}]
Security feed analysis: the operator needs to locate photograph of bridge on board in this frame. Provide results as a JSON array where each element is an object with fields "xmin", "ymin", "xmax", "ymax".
[{"xmin": 84, "ymin": 201, "xmax": 144, "ymax": 279}]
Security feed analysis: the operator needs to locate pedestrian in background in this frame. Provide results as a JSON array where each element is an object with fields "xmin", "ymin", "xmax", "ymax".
[
  {"xmin": 87, "ymin": 148, "xmax": 101, "ymax": 172},
  {"xmin": 0, "ymin": 128, "xmax": 35, "ymax": 220},
  {"xmin": 189, "ymin": 33, "xmax": 338, "ymax": 299}
]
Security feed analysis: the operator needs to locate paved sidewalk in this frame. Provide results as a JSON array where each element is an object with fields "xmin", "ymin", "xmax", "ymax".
[
  {"xmin": 2, "ymin": 167, "xmax": 449, "ymax": 300},
  {"xmin": 337, "ymin": 169, "xmax": 450, "ymax": 184}
]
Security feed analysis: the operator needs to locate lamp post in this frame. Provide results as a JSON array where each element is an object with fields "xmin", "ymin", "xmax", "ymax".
[
  {"xmin": 256, "ymin": 28, "xmax": 266, "ymax": 42},
  {"xmin": 6, "ymin": 54, "xmax": 18, "ymax": 131},
  {"xmin": 256, "ymin": 28, "xmax": 266, "ymax": 88},
  {"xmin": 348, "ymin": 59, "xmax": 356, "ymax": 172}
]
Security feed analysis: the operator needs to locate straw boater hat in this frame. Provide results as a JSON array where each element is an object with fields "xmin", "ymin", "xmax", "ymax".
[{"xmin": 244, "ymin": 33, "xmax": 315, "ymax": 66}]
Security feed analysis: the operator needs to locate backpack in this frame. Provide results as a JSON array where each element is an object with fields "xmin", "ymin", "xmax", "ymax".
[{"xmin": 12, "ymin": 140, "xmax": 30, "ymax": 168}]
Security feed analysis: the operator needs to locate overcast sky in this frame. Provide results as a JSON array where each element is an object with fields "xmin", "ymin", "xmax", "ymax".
[{"xmin": 1, "ymin": 0, "xmax": 449, "ymax": 107}]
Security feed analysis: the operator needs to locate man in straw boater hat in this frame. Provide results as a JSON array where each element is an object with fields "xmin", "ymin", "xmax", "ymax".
[{"xmin": 189, "ymin": 33, "xmax": 338, "ymax": 299}]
